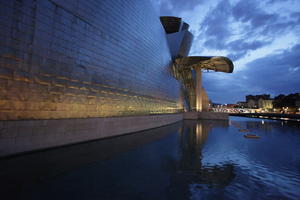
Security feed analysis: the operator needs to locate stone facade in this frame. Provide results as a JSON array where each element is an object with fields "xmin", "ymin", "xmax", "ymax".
[
  {"xmin": 258, "ymin": 98, "xmax": 273, "ymax": 109},
  {"xmin": 245, "ymin": 94, "xmax": 272, "ymax": 108}
]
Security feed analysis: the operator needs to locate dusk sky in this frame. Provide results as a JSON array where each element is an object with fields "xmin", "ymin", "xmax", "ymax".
[{"xmin": 151, "ymin": 0, "xmax": 300, "ymax": 103}]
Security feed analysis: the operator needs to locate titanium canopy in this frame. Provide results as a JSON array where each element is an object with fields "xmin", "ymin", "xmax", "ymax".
[
  {"xmin": 160, "ymin": 16, "xmax": 234, "ymax": 111},
  {"xmin": 172, "ymin": 56, "xmax": 234, "ymax": 111},
  {"xmin": 174, "ymin": 56, "xmax": 234, "ymax": 73}
]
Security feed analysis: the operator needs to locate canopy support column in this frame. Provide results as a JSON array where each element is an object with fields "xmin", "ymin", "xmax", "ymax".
[{"xmin": 195, "ymin": 66, "xmax": 202, "ymax": 112}]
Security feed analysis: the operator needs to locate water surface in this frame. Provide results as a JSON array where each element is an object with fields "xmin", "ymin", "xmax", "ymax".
[{"xmin": 1, "ymin": 117, "xmax": 300, "ymax": 200}]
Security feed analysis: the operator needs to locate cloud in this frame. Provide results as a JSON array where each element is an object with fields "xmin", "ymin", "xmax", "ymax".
[
  {"xmin": 226, "ymin": 51, "xmax": 247, "ymax": 61},
  {"xmin": 231, "ymin": 0, "xmax": 299, "ymax": 39},
  {"xmin": 196, "ymin": 0, "xmax": 299, "ymax": 61},
  {"xmin": 267, "ymin": 0, "xmax": 290, "ymax": 3},
  {"xmin": 232, "ymin": 1, "xmax": 278, "ymax": 28},
  {"xmin": 202, "ymin": 72, "xmax": 251, "ymax": 103},
  {"xmin": 204, "ymin": 44, "xmax": 300, "ymax": 103},
  {"xmin": 241, "ymin": 44, "xmax": 300, "ymax": 93},
  {"xmin": 291, "ymin": 12, "xmax": 300, "ymax": 22},
  {"xmin": 226, "ymin": 40, "xmax": 271, "ymax": 61},
  {"xmin": 200, "ymin": 0, "xmax": 232, "ymax": 50},
  {"xmin": 150, "ymin": 0, "xmax": 202, "ymax": 16},
  {"xmin": 228, "ymin": 40, "xmax": 269, "ymax": 51},
  {"xmin": 151, "ymin": 0, "xmax": 300, "ymax": 102}
]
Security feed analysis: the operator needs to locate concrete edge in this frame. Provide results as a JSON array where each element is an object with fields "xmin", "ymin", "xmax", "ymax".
[{"xmin": 0, "ymin": 113, "xmax": 183, "ymax": 158}]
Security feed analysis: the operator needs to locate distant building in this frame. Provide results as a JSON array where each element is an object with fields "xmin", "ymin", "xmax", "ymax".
[
  {"xmin": 258, "ymin": 99, "xmax": 273, "ymax": 109},
  {"xmin": 238, "ymin": 93, "xmax": 300, "ymax": 111},
  {"xmin": 245, "ymin": 94, "xmax": 272, "ymax": 109},
  {"xmin": 296, "ymin": 101, "xmax": 300, "ymax": 108},
  {"xmin": 237, "ymin": 101, "xmax": 247, "ymax": 108},
  {"xmin": 211, "ymin": 103, "xmax": 222, "ymax": 108},
  {"xmin": 225, "ymin": 104, "xmax": 237, "ymax": 108},
  {"xmin": 246, "ymin": 94, "xmax": 270, "ymax": 101},
  {"xmin": 273, "ymin": 93, "xmax": 300, "ymax": 111},
  {"xmin": 247, "ymin": 99, "xmax": 257, "ymax": 108}
]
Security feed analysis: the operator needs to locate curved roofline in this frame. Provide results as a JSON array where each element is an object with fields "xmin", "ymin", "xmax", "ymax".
[
  {"xmin": 211, "ymin": 56, "xmax": 234, "ymax": 73},
  {"xmin": 160, "ymin": 16, "xmax": 181, "ymax": 20},
  {"xmin": 160, "ymin": 16, "xmax": 190, "ymax": 34},
  {"xmin": 174, "ymin": 56, "xmax": 234, "ymax": 73}
]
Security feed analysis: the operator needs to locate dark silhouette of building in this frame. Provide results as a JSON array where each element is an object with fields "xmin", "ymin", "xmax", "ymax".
[
  {"xmin": 245, "ymin": 94, "xmax": 272, "ymax": 108},
  {"xmin": 273, "ymin": 93, "xmax": 300, "ymax": 111}
]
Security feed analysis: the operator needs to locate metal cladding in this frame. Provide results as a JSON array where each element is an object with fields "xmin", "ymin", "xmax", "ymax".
[
  {"xmin": 160, "ymin": 16, "xmax": 193, "ymax": 59},
  {"xmin": 175, "ymin": 56, "xmax": 234, "ymax": 73},
  {"xmin": 160, "ymin": 17, "xmax": 183, "ymax": 34},
  {"xmin": 173, "ymin": 56, "xmax": 234, "ymax": 111},
  {"xmin": 0, "ymin": 0, "xmax": 185, "ymax": 120}
]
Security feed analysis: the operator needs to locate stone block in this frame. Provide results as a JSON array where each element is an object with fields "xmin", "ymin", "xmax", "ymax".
[
  {"xmin": 183, "ymin": 111, "xmax": 229, "ymax": 120},
  {"xmin": 0, "ymin": 113, "xmax": 183, "ymax": 157}
]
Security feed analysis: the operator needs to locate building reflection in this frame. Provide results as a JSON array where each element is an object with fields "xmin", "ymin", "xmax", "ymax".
[
  {"xmin": 1, "ymin": 120, "xmax": 236, "ymax": 200},
  {"xmin": 169, "ymin": 120, "xmax": 235, "ymax": 198},
  {"xmin": 245, "ymin": 120, "xmax": 273, "ymax": 132}
]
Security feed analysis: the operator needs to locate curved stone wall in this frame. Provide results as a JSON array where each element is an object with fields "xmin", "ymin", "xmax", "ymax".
[{"xmin": 0, "ymin": 0, "xmax": 182, "ymax": 120}]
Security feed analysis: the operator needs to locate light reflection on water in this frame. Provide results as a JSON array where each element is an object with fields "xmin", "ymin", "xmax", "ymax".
[{"xmin": 0, "ymin": 117, "xmax": 300, "ymax": 200}]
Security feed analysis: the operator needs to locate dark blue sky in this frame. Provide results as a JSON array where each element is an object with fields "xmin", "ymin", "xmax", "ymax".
[{"xmin": 151, "ymin": 0, "xmax": 300, "ymax": 103}]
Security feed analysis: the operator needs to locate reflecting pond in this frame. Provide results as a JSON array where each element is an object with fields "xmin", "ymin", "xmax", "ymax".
[{"xmin": 1, "ymin": 117, "xmax": 300, "ymax": 200}]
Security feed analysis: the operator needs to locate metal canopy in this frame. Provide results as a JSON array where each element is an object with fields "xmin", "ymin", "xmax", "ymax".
[
  {"xmin": 174, "ymin": 56, "xmax": 234, "ymax": 73},
  {"xmin": 172, "ymin": 56, "xmax": 234, "ymax": 111}
]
